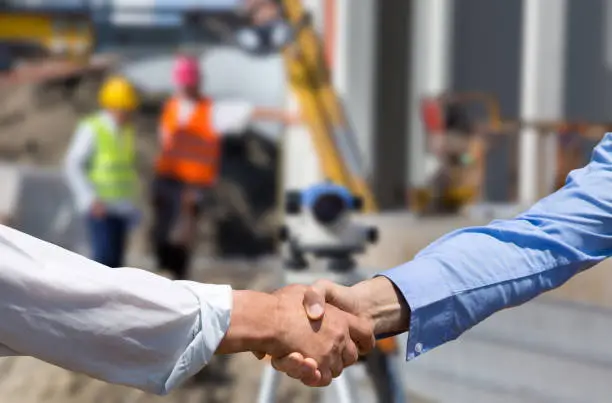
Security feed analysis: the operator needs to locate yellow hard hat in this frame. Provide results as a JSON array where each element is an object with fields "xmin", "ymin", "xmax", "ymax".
[{"xmin": 98, "ymin": 76, "xmax": 139, "ymax": 111}]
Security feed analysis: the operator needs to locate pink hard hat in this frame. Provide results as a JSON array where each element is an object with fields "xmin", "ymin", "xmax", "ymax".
[{"xmin": 172, "ymin": 55, "xmax": 201, "ymax": 87}]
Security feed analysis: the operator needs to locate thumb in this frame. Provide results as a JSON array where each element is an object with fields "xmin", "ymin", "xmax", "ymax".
[
  {"xmin": 303, "ymin": 280, "xmax": 352, "ymax": 320},
  {"xmin": 303, "ymin": 285, "xmax": 326, "ymax": 320}
]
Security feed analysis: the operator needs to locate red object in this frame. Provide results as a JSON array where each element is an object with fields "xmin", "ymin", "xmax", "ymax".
[{"xmin": 421, "ymin": 97, "xmax": 445, "ymax": 134}]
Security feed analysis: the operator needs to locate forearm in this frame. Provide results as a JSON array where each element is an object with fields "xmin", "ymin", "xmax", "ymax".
[
  {"xmin": 0, "ymin": 225, "xmax": 231, "ymax": 395},
  {"xmin": 64, "ymin": 127, "xmax": 96, "ymax": 212},
  {"xmin": 373, "ymin": 135, "xmax": 612, "ymax": 360},
  {"xmin": 252, "ymin": 108, "xmax": 300, "ymax": 125},
  {"xmin": 215, "ymin": 290, "xmax": 278, "ymax": 355},
  {"xmin": 351, "ymin": 277, "xmax": 410, "ymax": 337},
  {"xmin": 64, "ymin": 160, "xmax": 96, "ymax": 212}
]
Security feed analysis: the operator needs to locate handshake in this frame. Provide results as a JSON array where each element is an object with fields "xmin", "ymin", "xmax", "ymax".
[{"xmin": 216, "ymin": 276, "xmax": 410, "ymax": 387}]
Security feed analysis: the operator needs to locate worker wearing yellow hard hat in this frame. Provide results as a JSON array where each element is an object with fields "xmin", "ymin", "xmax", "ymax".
[{"xmin": 64, "ymin": 75, "xmax": 141, "ymax": 267}]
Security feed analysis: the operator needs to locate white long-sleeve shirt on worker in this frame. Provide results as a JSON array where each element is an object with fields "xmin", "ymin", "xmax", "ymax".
[
  {"xmin": 65, "ymin": 102, "xmax": 256, "ymax": 215},
  {"xmin": 0, "ymin": 224, "xmax": 232, "ymax": 395},
  {"xmin": 64, "ymin": 111, "xmax": 141, "ymax": 216}
]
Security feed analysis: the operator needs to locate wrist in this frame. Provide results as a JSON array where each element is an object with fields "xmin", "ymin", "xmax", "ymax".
[
  {"xmin": 352, "ymin": 276, "xmax": 410, "ymax": 336},
  {"xmin": 216, "ymin": 290, "xmax": 280, "ymax": 355}
]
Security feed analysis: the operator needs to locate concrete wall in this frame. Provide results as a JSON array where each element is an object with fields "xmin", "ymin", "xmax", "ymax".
[
  {"xmin": 451, "ymin": 0, "xmax": 523, "ymax": 201},
  {"xmin": 452, "ymin": 0, "xmax": 612, "ymax": 125},
  {"xmin": 451, "ymin": 0, "xmax": 523, "ymax": 118},
  {"xmin": 565, "ymin": 0, "xmax": 612, "ymax": 121},
  {"xmin": 372, "ymin": 0, "xmax": 411, "ymax": 209}
]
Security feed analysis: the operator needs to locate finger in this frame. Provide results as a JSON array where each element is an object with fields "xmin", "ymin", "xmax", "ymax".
[
  {"xmin": 347, "ymin": 315, "xmax": 376, "ymax": 355},
  {"xmin": 342, "ymin": 341, "xmax": 359, "ymax": 368},
  {"xmin": 252, "ymin": 351, "xmax": 266, "ymax": 360},
  {"xmin": 316, "ymin": 367, "xmax": 333, "ymax": 387},
  {"xmin": 271, "ymin": 353, "xmax": 302, "ymax": 377},
  {"xmin": 303, "ymin": 285, "xmax": 326, "ymax": 320},
  {"xmin": 330, "ymin": 353, "xmax": 344, "ymax": 378},
  {"xmin": 300, "ymin": 367, "xmax": 322, "ymax": 387},
  {"xmin": 305, "ymin": 280, "xmax": 355, "ymax": 320},
  {"xmin": 271, "ymin": 353, "xmax": 306, "ymax": 379}
]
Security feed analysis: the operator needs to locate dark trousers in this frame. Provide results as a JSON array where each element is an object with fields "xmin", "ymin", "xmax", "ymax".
[
  {"xmin": 87, "ymin": 214, "xmax": 129, "ymax": 268},
  {"xmin": 151, "ymin": 177, "xmax": 208, "ymax": 280}
]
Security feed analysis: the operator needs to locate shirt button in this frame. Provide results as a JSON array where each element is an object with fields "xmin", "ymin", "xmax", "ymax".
[{"xmin": 415, "ymin": 343, "xmax": 423, "ymax": 354}]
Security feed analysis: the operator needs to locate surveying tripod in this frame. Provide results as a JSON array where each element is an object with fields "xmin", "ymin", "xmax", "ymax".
[{"xmin": 256, "ymin": 254, "xmax": 407, "ymax": 403}]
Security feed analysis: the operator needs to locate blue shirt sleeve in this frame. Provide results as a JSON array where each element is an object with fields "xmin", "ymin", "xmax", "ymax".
[{"xmin": 381, "ymin": 132, "xmax": 612, "ymax": 360}]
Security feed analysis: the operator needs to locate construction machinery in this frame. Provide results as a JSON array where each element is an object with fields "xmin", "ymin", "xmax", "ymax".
[
  {"xmin": 0, "ymin": 6, "xmax": 95, "ymax": 63},
  {"xmin": 279, "ymin": 0, "xmax": 377, "ymax": 213},
  {"xmin": 259, "ymin": 183, "xmax": 405, "ymax": 403},
  {"xmin": 414, "ymin": 91, "xmax": 612, "ymax": 215}
]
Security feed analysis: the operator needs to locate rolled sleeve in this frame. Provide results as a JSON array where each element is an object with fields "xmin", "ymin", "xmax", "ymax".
[
  {"xmin": 0, "ymin": 224, "xmax": 233, "ymax": 395},
  {"xmin": 381, "ymin": 258, "xmax": 454, "ymax": 360},
  {"xmin": 162, "ymin": 281, "xmax": 232, "ymax": 394}
]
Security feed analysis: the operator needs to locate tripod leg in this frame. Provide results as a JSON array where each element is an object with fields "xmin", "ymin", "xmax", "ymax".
[
  {"xmin": 386, "ymin": 354, "xmax": 408, "ymax": 403},
  {"xmin": 257, "ymin": 365, "xmax": 281, "ymax": 403},
  {"xmin": 332, "ymin": 370, "xmax": 356, "ymax": 403},
  {"xmin": 364, "ymin": 349, "xmax": 408, "ymax": 403}
]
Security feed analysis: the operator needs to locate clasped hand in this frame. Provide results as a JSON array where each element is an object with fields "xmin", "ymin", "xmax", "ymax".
[
  {"xmin": 257, "ymin": 283, "xmax": 374, "ymax": 386},
  {"xmin": 217, "ymin": 277, "xmax": 407, "ymax": 387}
]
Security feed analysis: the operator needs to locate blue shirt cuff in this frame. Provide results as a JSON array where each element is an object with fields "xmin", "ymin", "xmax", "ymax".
[{"xmin": 380, "ymin": 258, "xmax": 455, "ymax": 360}]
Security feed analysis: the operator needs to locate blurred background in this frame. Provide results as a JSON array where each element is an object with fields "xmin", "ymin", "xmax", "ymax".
[{"xmin": 2, "ymin": 0, "xmax": 612, "ymax": 402}]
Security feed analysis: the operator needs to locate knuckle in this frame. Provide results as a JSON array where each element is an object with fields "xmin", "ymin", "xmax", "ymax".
[{"xmin": 334, "ymin": 329, "xmax": 346, "ymax": 344}]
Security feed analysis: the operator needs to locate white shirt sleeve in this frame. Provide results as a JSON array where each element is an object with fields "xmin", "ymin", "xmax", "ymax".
[
  {"xmin": 63, "ymin": 121, "xmax": 97, "ymax": 213},
  {"xmin": 211, "ymin": 100, "xmax": 256, "ymax": 135},
  {"xmin": 0, "ymin": 224, "xmax": 232, "ymax": 395}
]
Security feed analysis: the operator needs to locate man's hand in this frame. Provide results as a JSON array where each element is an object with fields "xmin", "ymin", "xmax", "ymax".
[
  {"xmin": 304, "ymin": 277, "xmax": 410, "ymax": 336},
  {"xmin": 270, "ymin": 277, "xmax": 410, "ymax": 385},
  {"xmin": 216, "ymin": 285, "xmax": 375, "ymax": 386},
  {"xmin": 90, "ymin": 200, "xmax": 106, "ymax": 218}
]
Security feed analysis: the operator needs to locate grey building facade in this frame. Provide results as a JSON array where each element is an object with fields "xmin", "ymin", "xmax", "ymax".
[{"xmin": 351, "ymin": 0, "xmax": 612, "ymax": 209}]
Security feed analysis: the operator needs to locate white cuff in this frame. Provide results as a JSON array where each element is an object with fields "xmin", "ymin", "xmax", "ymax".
[{"xmin": 160, "ymin": 282, "xmax": 233, "ymax": 394}]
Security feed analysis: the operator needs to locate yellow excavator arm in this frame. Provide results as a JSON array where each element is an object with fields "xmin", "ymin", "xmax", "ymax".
[{"xmin": 280, "ymin": 0, "xmax": 378, "ymax": 212}]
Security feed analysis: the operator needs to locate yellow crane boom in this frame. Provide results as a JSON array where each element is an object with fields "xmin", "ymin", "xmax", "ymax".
[{"xmin": 280, "ymin": 0, "xmax": 378, "ymax": 212}]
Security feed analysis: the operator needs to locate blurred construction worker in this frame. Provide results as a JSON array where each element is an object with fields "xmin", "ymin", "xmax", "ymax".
[
  {"xmin": 64, "ymin": 76, "xmax": 140, "ymax": 268},
  {"xmin": 423, "ymin": 96, "xmax": 482, "ymax": 214},
  {"xmin": 204, "ymin": 0, "xmax": 298, "ymax": 56},
  {"xmin": 152, "ymin": 54, "xmax": 296, "ymax": 280}
]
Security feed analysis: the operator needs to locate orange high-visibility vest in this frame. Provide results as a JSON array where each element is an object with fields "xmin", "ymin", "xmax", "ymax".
[{"xmin": 156, "ymin": 97, "xmax": 221, "ymax": 186}]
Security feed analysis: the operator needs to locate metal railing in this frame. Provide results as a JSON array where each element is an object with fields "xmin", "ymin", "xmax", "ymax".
[{"xmin": 414, "ymin": 93, "xmax": 610, "ymax": 214}]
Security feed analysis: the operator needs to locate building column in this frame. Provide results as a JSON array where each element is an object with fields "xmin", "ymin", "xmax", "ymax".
[
  {"xmin": 407, "ymin": 0, "xmax": 454, "ymax": 189},
  {"xmin": 518, "ymin": 0, "xmax": 567, "ymax": 206}
]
